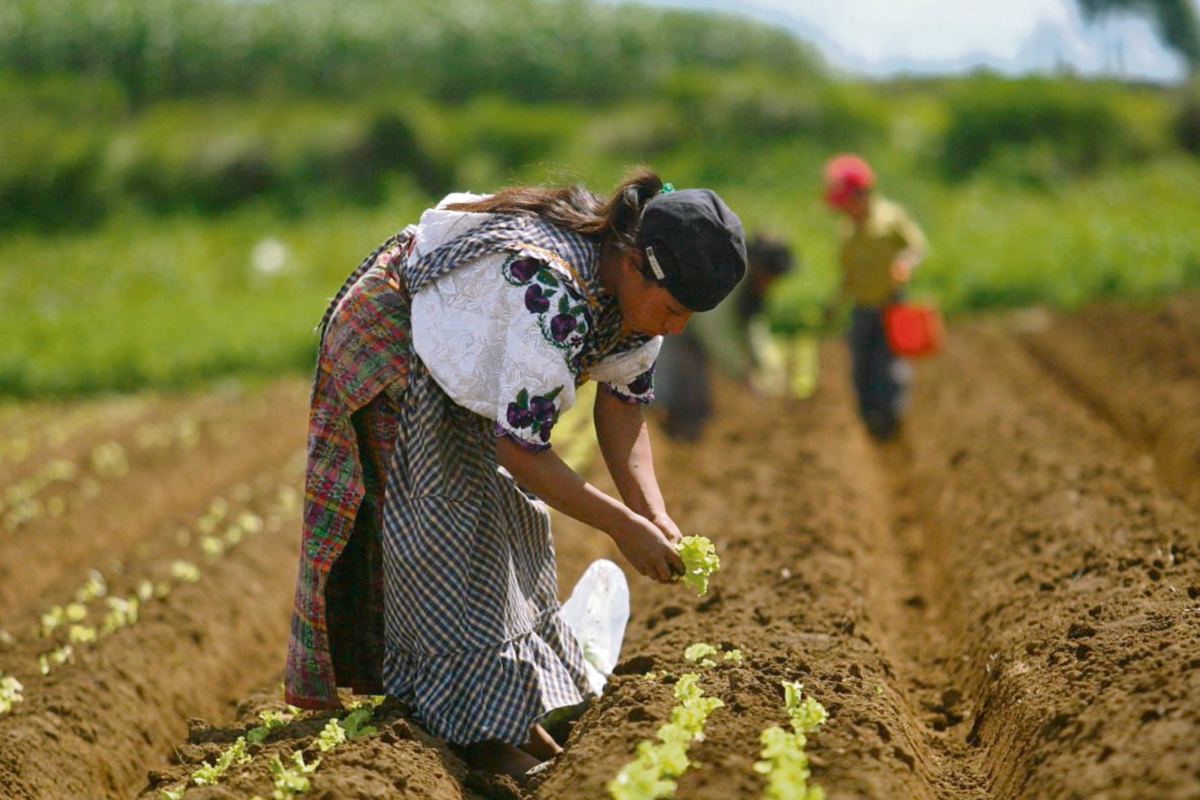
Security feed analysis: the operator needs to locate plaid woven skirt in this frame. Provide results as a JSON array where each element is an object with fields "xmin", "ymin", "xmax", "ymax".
[{"xmin": 285, "ymin": 240, "xmax": 593, "ymax": 745}]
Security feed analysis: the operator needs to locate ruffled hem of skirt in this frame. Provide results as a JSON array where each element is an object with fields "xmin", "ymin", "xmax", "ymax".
[{"xmin": 383, "ymin": 610, "xmax": 593, "ymax": 746}]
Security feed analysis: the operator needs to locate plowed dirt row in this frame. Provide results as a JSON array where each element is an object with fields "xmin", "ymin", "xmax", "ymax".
[
  {"xmin": 0, "ymin": 294, "xmax": 1196, "ymax": 800},
  {"xmin": 0, "ymin": 381, "xmax": 310, "ymax": 799},
  {"xmin": 0, "ymin": 383, "xmax": 308, "ymax": 612}
]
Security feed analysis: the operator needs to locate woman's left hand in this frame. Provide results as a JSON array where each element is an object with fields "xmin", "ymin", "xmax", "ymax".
[
  {"xmin": 650, "ymin": 513, "xmax": 683, "ymax": 547},
  {"xmin": 653, "ymin": 515, "xmax": 686, "ymax": 582}
]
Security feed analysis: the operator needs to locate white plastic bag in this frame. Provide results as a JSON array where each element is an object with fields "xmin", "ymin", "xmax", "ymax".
[{"xmin": 560, "ymin": 559, "xmax": 630, "ymax": 695}]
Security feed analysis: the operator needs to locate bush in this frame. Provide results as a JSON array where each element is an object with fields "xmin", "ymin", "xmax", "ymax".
[
  {"xmin": 0, "ymin": 120, "xmax": 107, "ymax": 230},
  {"xmin": 659, "ymin": 67, "xmax": 883, "ymax": 151},
  {"xmin": 937, "ymin": 75, "xmax": 1134, "ymax": 184},
  {"xmin": 1174, "ymin": 84, "xmax": 1200, "ymax": 155},
  {"xmin": 99, "ymin": 99, "xmax": 451, "ymax": 215},
  {"xmin": 434, "ymin": 98, "xmax": 588, "ymax": 187},
  {"xmin": 0, "ymin": 73, "xmax": 127, "ymax": 229},
  {"xmin": 0, "ymin": 0, "xmax": 824, "ymax": 106}
]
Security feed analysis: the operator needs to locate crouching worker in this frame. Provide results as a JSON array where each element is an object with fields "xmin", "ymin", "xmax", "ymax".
[
  {"xmin": 654, "ymin": 233, "xmax": 796, "ymax": 440},
  {"xmin": 823, "ymin": 154, "xmax": 927, "ymax": 441},
  {"xmin": 284, "ymin": 167, "xmax": 747, "ymax": 781}
]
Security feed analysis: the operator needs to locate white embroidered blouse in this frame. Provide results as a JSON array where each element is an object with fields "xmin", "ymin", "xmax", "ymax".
[{"xmin": 409, "ymin": 194, "xmax": 662, "ymax": 450}]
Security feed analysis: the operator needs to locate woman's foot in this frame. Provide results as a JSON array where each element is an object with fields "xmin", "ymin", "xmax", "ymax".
[{"xmin": 519, "ymin": 723, "xmax": 563, "ymax": 761}]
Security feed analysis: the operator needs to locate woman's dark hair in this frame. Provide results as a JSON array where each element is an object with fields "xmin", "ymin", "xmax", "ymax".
[{"xmin": 444, "ymin": 166, "xmax": 663, "ymax": 254}]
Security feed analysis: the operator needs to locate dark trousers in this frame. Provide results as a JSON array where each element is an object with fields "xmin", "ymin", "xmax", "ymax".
[
  {"xmin": 848, "ymin": 306, "xmax": 910, "ymax": 440},
  {"xmin": 653, "ymin": 329, "xmax": 712, "ymax": 441}
]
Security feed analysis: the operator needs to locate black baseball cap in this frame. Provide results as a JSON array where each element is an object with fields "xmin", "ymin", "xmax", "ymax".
[{"xmin": 637, "ymin": 188, "xmax": 747, "ymax": 312}]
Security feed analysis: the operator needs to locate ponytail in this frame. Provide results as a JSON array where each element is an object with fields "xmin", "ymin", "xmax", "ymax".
[
  {"xmin": 443, "ymin": 165, "xmax": 663, "ymax": 249},
  {"xmin": 593, "ymin": 166, "xmax": 663, "ymax": 252}
]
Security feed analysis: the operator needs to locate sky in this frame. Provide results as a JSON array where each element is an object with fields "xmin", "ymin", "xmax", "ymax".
[{"xmin": 600, "ymin": 0, "xmax": 1197, "ymax": 83}]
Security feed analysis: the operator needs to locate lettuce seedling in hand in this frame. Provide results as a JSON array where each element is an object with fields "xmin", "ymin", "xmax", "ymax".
[{"xmin": 675, "ymin": 536, "xmax": 720, "ymax": 596}]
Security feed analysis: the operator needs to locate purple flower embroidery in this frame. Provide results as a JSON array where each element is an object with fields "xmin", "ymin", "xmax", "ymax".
[
  {"xmin": 502, "ymin": 252, "xmax": 589, "ymax": 366},
  {"xmin": 506, "ymin": 403, "xmax": 534, "ymax": 430},
  {"xmin": 530, "ymin": 395, "xmax": 556, "ymax": 425},
  {"xmin": 525, "ymin": 285, "xmax": 551, "ymax": 313},
  {"xmin": 549, "ymin": 313, "xmax": 577, "ymax": 342},
  {"xmin": 510, "ymin": 258, "xmax": 540, "ymax": 282},
  {"xmin": 506, "ymin": 386, "xmax": 562, "ymax": 442},
  {"xmin": 628, "ymin": 369, "xmax": 654, "ymax": 396}
]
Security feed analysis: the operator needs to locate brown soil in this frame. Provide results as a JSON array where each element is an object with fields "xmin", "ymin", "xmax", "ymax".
[{"xmin": 1, "ymin": 293, "xmax": 1197, "ymax": 800}]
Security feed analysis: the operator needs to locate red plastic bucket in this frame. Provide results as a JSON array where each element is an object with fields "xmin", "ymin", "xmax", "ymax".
[{"xmin": 884, "ymin": 302, "xmax": 944, "ymax": 358}]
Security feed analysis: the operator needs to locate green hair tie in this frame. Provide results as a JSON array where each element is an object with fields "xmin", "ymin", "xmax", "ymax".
[{"xmin": 660, "ymin": 182, "xmax": 675, "ymax": 194}]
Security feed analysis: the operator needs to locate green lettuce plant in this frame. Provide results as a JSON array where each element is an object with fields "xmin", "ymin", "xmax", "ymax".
[
  {"xmin": 675, "ymin": 536, "xmax": 720, "ymax": 596},
  {"xmin": 269, "ymin": 751, "xmax": 320, "ymax": 798},
  {"xmin": 607, "ymin": 673, "xmax": 724, "ymax": 800},
  {"xmin": 192, "ymin": 736, "xmax": 251, "ymax": 786},
  {"xmin": 753, "ymin": 681, "xmax": 828, "ymax": 800},
  {"xmin": 246, "ymin": 709, "xmax": 292, "ymax": 744},
  {"xmin": 0, "ymin": 673, "xmax": 23, "ymax": 715}
]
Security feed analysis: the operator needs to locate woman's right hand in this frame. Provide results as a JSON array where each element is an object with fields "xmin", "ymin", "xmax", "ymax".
[{"xmin": 612, "ymin": 516, "xmax": 685, "ymax": 584}]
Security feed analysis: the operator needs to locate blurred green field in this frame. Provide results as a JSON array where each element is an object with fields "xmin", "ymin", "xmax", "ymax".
[{"xmin": 2, "ymin": 0, "xmax": 1199, "ymax": 397}]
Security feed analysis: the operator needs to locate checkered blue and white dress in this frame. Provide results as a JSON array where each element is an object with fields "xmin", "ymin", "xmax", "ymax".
[{"xmin": 285, "ymin": 197, "xmax": 659, "ymax": 746}]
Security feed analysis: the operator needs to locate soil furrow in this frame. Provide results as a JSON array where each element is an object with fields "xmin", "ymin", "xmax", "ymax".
[
  {"xmin": 0, "ymin": 458, "xmax": 305, "ymax": 800},
  {"xmin": 0, "ymin": 382, "xmax": 308, "ymax": 614},
  {"xmin": 902, "ymin": 320, "xmax": 1200, "ymax": 799},
  {"xmin": 1, "ymin": 297, "xmax": 1196, "ymax": 799},
  {"xmin": 823, "ymin": 351, "xmax": 995, "ymax": 797},
  {"xmin": 0, "ymin": 396, "xmax": 156, "ymax": 479},
  {"xmin": 1008, "ymin": 294, "xmax": 1200, "ymax": 513},
  {"xmin": 538, "ymin": 371, "xmax": 967, "ymax": 799}
]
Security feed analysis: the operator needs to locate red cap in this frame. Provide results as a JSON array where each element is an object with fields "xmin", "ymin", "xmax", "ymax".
[{"xmin": 824, "ymin": 154, "xmax": 874, "ymax": 209}]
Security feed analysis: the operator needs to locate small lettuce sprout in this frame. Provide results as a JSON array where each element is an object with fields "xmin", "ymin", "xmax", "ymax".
[
  {"xmin": 68, "ymin": 624, "xmax": 97, "ymax": 644},
  {"xmin": 200, "ymin": 535, "xmax": 226, "ymax": 559},
  {"xmin": 782, "ymin": 681, "xmax": 828, "ymax": 733},
  {"xmin": 39, "ymin": 644, "xmax": 75, "ymax": 675},
  {"xmin": 313, "ymin": 704, "xmax": 378, "ymax": 750},
  {"xmin": 675, "ymin": 536, "xmax": 720, "ymax": 596},
  {"xmin": 342, "ymin": 707, "xmax": 377, "ymax": 738},
  {"xmin": 607, "ymin": 673, "xmax": 724, "ymax": 800},
  {"xmin": 101, "ymin": 596, "xmax": 140, "ymax": 634},
  {"xmin": 0, "ymin": 673, "xmax": 24, "ymax": 715},
  {"xmin": 170, "ymin": 560, "xmax": 202, "ymax": 583},
  {"xmin": 74, "ymin": 570, "xmax": 108, "ymax": 603},
  {"xmin": 269, "ymin": 751, "xmax": 319, "ymax": 798},
  {"xmin": 316, "ymin": 719, "xmax": 346, "ymax": 752},
  {"xmin": 754, "ymin": 682, "xmax": 829, "ymax": 800},
  {"xmin": 191, "ymin": 736, "xmax": 250, "ymax": 785},
  {"xmin": 247, "ymin": 709, "xmax": 290, "ymax": 744}
]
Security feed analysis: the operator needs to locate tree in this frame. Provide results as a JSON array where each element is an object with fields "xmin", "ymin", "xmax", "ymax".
[{"xmin": 1077, "ymin": 0, "xmax": 1200, "ymax": 72}]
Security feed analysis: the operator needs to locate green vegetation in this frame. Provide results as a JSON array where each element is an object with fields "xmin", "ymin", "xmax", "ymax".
[
  {"xmin": 755, "ymin": 682, "xmax": 828, "ymax": 800},
  {"xmin": 607, "ymin": 672, "xmax": 725, "ymax": 800},
  {"xmin": 0, "ymin": 0, "xmax": 819, "ymax": 106},
  {"xmin": 675, "ymin": 536, "xmax": 721, "ymax": 596},
  {"xmin": 158, "ymin": 698, "xmax": 382, "ymax": 799},
  {"xmin": 191, "ymin": 736, "xmax": 252, "ymax": 786},
  {"xmin": 2, "ymin": 0, "xmax": 1198, "ymax": 397},
  {"xmin": 0, "ymin": 672, "xmax": 23, "ymax": 716},
  {"xmin": 268, "ymin": 750, "xmax": 320, "ymax": 798}
]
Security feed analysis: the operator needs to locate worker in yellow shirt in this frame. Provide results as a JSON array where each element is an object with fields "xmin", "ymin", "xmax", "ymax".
[{"xmin": 823, "ymin": 154, "xmax": 927, "ymax": 441}]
